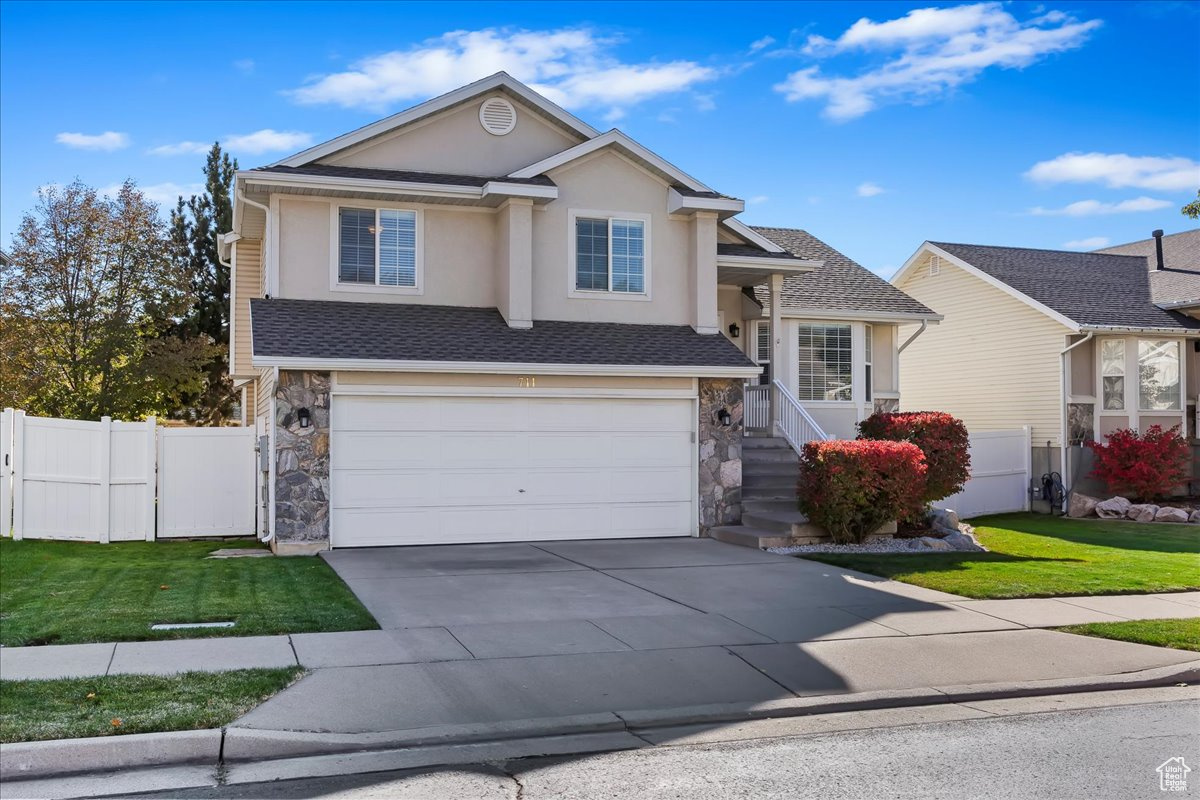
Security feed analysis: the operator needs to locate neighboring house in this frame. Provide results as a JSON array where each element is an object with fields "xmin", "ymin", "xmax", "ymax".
[
  {"xmin": 893, "ymin": 228, "xmax": 1200, "ymax": 497},
  {"xmin": 224, "ymin": 72, "xmax": 935, "ymax": 553},
  {"xmin": 0, "ymin": 249, "xmax": 11, "ymax": 267}
]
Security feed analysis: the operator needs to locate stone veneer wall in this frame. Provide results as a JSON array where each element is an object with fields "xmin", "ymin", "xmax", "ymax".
[
  {"xmin": 873, "ymin": 397, "xmax": 900, "ymax": 414},
  {"xmin": 698, "ymin": 378, "xmax": 743, "ymax": 531},
  {"xmin": 274, "ymin": 371, "xmax": 331, "ymax": 554}
]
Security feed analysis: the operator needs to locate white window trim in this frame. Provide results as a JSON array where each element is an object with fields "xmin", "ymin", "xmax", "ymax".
[
  {"xmin": 566, "ymin": 208, "xmax": 652, "ymax": 302},
  {"xmin": 796, "ymin": 320, "xmax": 855, "ymax": 404},
  {"xmin": 864, "ymin": 323, "xmax": 874, "ymax": 404},
  {"xmin": 328, "ymin": 202, "xmax": 424, "ymax": 296},
  {"xmin": 1137, "ymin": 338, "xmax": 1183, "ymax": 413},
  {"xmin": 1095, "ymin": 335, "xmax": 1186, "ymax": 428},
  {"xmin": 1099, "ymin": 338, "xmax": 1126, "ymax": 412}
]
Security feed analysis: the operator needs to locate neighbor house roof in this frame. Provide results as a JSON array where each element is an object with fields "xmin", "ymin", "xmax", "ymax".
[
  {"xmin": 928, "ymin": 240, "xmax": 1200, "ymax": 332},
  {"xmin": 747, "ymin": 227, "xmax": 939, "ymax": 319},
  {"xmin": 250, "ymin": 299, "xmax": 758, "ymax": 374},
  {"xmin": 1095, "ymin": 228, "xmax": 1200, "ymax": 305}
]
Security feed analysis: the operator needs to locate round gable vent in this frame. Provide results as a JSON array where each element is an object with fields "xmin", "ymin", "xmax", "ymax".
[{"xmin": 479, "ymin": 97, "xmax": 517, "ymax": 136}]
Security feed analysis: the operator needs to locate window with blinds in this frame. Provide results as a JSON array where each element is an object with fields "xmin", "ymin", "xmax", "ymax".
[
  {"xmin": 797, "ymin": 323, "xmax": 852, "ymax": 401},
  {"xmin": 574, "ymin": 215, "xmax": 646, "ymax": 294},
  {"xmin": 338, "ymin": 207, "xmax": 418, "ymax": 288}
]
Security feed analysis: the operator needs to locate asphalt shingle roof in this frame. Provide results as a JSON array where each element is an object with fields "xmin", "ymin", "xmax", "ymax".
[
  {"xmin": 250, "ymin": 299, "xmax": 756, "ymax": 369},
  {"xmin": 746, "ymin": 227, "xmax": 938, "ymax": 317},
  {"xmin": 252, "ymin": 164, "xmax": 556, "ymax": 187},
  {"xmin": 1095, "ymin": 229, "xmax": 1200, "ymax": 305},
  {"xmin": 931, "ymin": 240, "xmax": 1200, "ymax": 331}
]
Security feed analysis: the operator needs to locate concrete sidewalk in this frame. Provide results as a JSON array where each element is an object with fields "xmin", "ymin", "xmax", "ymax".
[{"xmin": 2, "ymin": 590, "xmax": 1197, "ymax": 681}]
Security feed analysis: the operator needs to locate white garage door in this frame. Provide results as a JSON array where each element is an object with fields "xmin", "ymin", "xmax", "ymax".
[{"xmin": 330, "ymin": 394, "xmax": 696, "ymax": 547}]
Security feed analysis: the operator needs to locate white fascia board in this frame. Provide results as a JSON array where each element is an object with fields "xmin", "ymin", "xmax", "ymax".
[
  {"xmin": 778, "ymin": 308, "xmax": 944, "ymax": 324},
  {"xmin": 272, "ymin": 72, "xmax": 599, "ymax": 168},
  {"xmin": 721, "ymin": 219, "xmax": 786, "ymax": 253},
  {"xmin": 667, "ymin": 187, "xmax": 744, "ymax": 215},
  {"xmin": 716, "ymin": 254, "xmax": 820, "ymax": 269},
  {"xmin": 507, "ymin": 130, "xmax": 711, "ymax": 192},
  {"xmin": 251, "ymin": 355, "xmax": 761, "ymax": 379},
  {"xmin": 895, "ymin": 242, "xmax": 1081, "ymax": 332},
  {"xmin": 1156, "ymin": 298, "xmax": 1200, "ymax": 310},
  {"xmin": 481, "ymin": 181, "xmax": 559, "ymax": 200}
]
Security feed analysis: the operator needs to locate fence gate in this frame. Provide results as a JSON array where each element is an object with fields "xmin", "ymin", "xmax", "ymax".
[
  {"xmin": 157, "ymin": 427, "xmax": 257, "ymax": 538},
  {"xmin": 941, "ymin": 427, "xmax": 1032, "ymax": 519}
]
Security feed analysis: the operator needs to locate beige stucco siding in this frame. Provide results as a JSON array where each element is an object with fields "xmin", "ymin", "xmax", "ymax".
[
  {"xmin": 532, "ymin": 151, "xmax": 691, "ymax": 325},
  {"xmin": 232, "ymin": 239, "xmax": 263, "ymax": 376},
  {"xmin": 319, "ymin": 94, "xmax": 583, "ymax": 177},
  {"xmin": 1068, "ymin": 336, "xmax": 1095, "ymax": 399},
  {"xmin": 871, "ymin": 323, "xmax": 897, "ymax": 395},
  {"xmin": 275, "ymin": 198, "xmax": 497, "ymax": 307},
  {"xmin": 896, "ymin": 251, "xmax": 1072, "ymax": 445}
]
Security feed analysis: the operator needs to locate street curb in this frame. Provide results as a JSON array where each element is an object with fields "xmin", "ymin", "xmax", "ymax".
[{"xmin": 3, "ymin": 659, "xmax": 1196, "ymax": 782}]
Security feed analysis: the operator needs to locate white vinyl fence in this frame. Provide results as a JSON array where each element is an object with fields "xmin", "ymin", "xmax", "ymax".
[
  {"xmin": 940, "ymin": 427, "xmax": 1032, "ymax": 519},
  {"xmin": 0, "ymin": 409, "xmax": 256, "ymax": 542}
]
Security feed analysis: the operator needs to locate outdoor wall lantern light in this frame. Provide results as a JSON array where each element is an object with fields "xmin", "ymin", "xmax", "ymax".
[
  {"xmin": 717, "ymin": 408, "xmax": 732, "ymax": 427},
  {"xmin": 728, "ymin": 323, "xmax": 740, "ymax": 338},
  {"xmin": 297, "ymin": 408, "xmax": 312, "ymax": 429}
]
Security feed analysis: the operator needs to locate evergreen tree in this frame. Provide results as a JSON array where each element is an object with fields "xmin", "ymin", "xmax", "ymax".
[{"xmin": 169, "ymin": 143, "xmax": 238, "ymax": 423}]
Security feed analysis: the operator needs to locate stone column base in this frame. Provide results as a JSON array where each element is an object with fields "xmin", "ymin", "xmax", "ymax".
[{"xmin": 270, "ymin": 539, "xmax": 330, "ymax": 557}]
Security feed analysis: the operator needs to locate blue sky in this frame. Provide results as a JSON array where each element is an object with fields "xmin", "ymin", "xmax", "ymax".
[{"xmin": 2, "ymin": 1, "xmax": 1197, "ymax": 276}]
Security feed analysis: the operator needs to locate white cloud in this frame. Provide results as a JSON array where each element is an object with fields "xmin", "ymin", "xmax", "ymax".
[
  {"xmin": 1028, "ymin": 196, "xmax": 1173, "ymax": 216},
  {"xmin": 223, "ymin": 129, "xmax": 314, "ymax": 154},
  {"xmin": 776, "ymin": 3, "xmax": 1101, "ymax": 121},
  {"xmin": 748, "ymin": 195, "xmax": 769, "ymax": 205},
  {"xmin": 287, "ymin": 28, "xmax": 717, "ymax": 115},
  {"xmin": 234, "ymin": 59, "xmax": 255, "ymax": 74},
  {"xmin": 1025, "ymin": 152, "xmax": 1200, "ymax": 192},
  {"xmin": 55, "ymin": 131, "xmax": 130, "ymax": 151},
  {"xmin": 1062, "ymin": 236, "xmax": 1110, "ymax": 250},
  {"xmin": 857, "ymin": 181, "xmax": 886, "ymax": 197},
  {"xmin": 99, "ymin": 182, "xmax": 205, "ymax": 206},
  {"xmin": 148, "ymin": 141, "xmax": 211, "ymax": 156},
  {"xmin": 749, "ymin": 35, "xmax": 776, "ymax": 53}
]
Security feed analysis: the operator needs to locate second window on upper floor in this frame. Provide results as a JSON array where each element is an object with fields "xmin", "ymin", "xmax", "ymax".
[
  {"xmin": 336, "ymin": 206, "xmax": 421, "ymax": 292},
  {"xmin": 569, "ymin": 210, "xmax": 650, "ymax": 297}
]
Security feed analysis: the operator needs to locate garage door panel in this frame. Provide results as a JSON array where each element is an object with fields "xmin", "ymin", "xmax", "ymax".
[{"xmin": 331, "ymin": 394, "xmax": 696, "ymax": 546}]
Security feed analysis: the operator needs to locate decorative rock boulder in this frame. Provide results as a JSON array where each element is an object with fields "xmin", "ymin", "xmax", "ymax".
[
  {"xmin": 1190, "ymin": 510, "xmax": 1200, "ymax": 524},
  {"xmin": 1155, "ymin": 507, "xmax": 1190, "ymax": 524},
  {"xmin": 1126, "ymin": 504, "xmax": 1160, "ymax": 523},
  {"xmin": 918, "ymin": 536, "xmax": 953, "ymax": 551},
  {"xmin": 1067, "ymin": 493, "xmax": 1100, "ymax": 519},
  {"xmin": 1095, "ymin": 496, "xmax": 1132, "ymax": 519},
  {"xmin": 942, "ymin": 531, "xmax": 988, "ymax": 552},
  {"xmin": 929, "ymin": 508, "xmax": 961, "ymax": 537}
]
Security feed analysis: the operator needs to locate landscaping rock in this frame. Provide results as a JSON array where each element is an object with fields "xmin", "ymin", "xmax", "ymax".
[
  {"xmin": 1155, "ymin": 507, "xmax": 1190, "ymax": 524},
  {"xmin": 1190, "ymin": 510, "xmax": 1200, "ymax": 524},
  {"xmin": 1095, "ymin": 496, "xmax": 1132, "ymax": 519},
  {"xmin": 942, "ymin": 531, "xmax": 988, "ymax": 552},
  {"xmin": 1067, "ymin": 493, "xmax": 1100, "ymax": 519},
  {"xmin": 918, "ymin": 536, "xmax": 953, "ymax": 551},
  {"xmin": 929, "ymin": 508, "xmax": 960, "ymax": 536},
  {"xmin": 1126, "ymin": 504, "xmax": 1160, "ymax": 523}
]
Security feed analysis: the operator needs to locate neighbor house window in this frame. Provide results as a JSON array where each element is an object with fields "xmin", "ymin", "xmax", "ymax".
[
  {"xmin": 1101, "ymin": 339, "xmax": 1125, "ymax": 410},
  {"xmin": 864, "ymin": 324, "xmax": 874, "ymax": 403},
  {"xmin": 573, "ymin": 215, "xmax": 646, "ymax": 294},
  {"xmin": 338, "ymin": 207, "xmax": 418, "ymax": 287},
  {"xmin": 797, "ymin": 323, "xmax": 852, "ymax": 401},
  {"xmin": 1139, "ymin": 339, "xmax": 1181, "ymax": 411}
]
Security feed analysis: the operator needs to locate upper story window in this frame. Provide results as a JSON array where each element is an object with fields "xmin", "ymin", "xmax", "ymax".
[
  {"xmin": 569, "ymin": 210, "xmax": 649, "ymax": 298},
  {"xmin": 797, "ymin": 323, "xmax": 852, "ymax": 402},
  {"xmin": 1139, "ymin": 339, "xmax": 1181, "ymax": 411},
  {"xmin": 336, "ymin": 206, "xmax": 420, "ymax": 291}
]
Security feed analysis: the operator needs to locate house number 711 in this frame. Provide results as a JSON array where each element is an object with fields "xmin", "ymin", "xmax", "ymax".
[{"xmin": 518, "ymin": 376, "xmax": 536, "ymax": 388}]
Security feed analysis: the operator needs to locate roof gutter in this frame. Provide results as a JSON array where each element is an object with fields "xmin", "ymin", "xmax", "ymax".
[
  {"xmin": 1079, "ymin": 325, "xmax": 1200, "ymax": 336},
  {"xmin": 1059, "ymin": 332, "xmax": 1095, "ymax": 508},
  {"xmin": 249, "ymin": 355, "xmax": 762, "ymax": 379}
]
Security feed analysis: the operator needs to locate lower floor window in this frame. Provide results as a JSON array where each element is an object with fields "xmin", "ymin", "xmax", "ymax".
[
  {"xmin": 1139, "ymin": 339, "xmax": 1181, "ymax": 411},
  {"xmin": 797, "ymin": 323, "xmax": 852, "ymax": 401}
]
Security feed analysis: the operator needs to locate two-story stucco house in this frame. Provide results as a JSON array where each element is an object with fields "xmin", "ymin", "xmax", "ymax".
[
  {"xmin": 893, "ymin": 229, "xmax": 1200, "ymax": 502},
  {"xmin": 223, "ymin": 73, "xmax": 938, "ymax": 553}
]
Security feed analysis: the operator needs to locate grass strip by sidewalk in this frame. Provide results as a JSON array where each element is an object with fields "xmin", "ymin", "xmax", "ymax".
[
  {"xmin": 1056, "ymin": 617, "xmax": 1200, "ymax": 652},
  {"xmin": 800, "ymin": 513, "xmax": 1200, "ymax": 599},
  {"xmin": 0, "ymin": 667, "xmax": 305, "ymax": 743},
  {"xmin": 0, "ymin": 538, "xmax": 377, "ymax": 646}
]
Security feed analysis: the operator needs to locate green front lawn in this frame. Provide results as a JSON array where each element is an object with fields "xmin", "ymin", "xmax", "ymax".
[
  {"xmin": 1057, "ymin": 618, "xmax": 1200, "ymax": 652},
  {"xmin": 802, "ymin": 513, "xmax": 1200, "ymax": 599},
  {"xmin": 0, "ymin": 668, "xmax": 304, "ymax": 743},
  {"xmin": 0, "ymin": 538, "xmax": 377, "ymax": 646}
]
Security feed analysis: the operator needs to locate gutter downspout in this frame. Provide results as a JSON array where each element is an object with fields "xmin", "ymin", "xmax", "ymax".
[
  {"xmin": 1060, "ymin": 332, "xmax": 1095, "ymax": 509},
  {"xmin": 898, "ymin": 320, "xmax": 929, "ymax": 353},
  {"xmin": 237, "ymin": 190, "xmax": 272, "ymax": 295}
]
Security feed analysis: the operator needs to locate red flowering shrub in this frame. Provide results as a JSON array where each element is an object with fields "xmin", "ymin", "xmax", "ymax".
[
  {"xmin": 1088, "ymin": 425, "xmax": 1190, "ymax": 502},
  {"xmin": 798, "ymin": 440, "xmax": 927, "ymax": 544},
  {"xmin": 858, "ymin": 412, "xmax": 971, "ymax": 512}
]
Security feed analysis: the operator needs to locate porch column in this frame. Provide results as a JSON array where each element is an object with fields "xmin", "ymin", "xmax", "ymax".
[{"xmin": 769, "ymin": 273, "xmax": 784, "ymax": 431}]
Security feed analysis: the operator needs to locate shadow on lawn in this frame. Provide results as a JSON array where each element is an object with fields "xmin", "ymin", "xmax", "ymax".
[
  {"xmin": 801, "ymin": 551, "xmax": 1086, "ymax": 579},
  {"xmin": 971, "ymin": 513, "xmax": 1200, "ymax": 555}
]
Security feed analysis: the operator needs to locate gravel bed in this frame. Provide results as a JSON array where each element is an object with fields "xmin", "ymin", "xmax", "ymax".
[{"xmin": 769, "ymin": 538, "xmax": 931, "ymax": 555}]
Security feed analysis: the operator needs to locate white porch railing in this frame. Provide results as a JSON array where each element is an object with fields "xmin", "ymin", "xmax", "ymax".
[{"xmin": 742, "ymin": 381, "xmax": 831, "ymax": 452}]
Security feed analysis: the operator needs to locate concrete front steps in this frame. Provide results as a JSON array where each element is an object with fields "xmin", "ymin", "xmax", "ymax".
[{"xmin": 710, "ymin": 435, "xmax": 832, "ymax": 549}]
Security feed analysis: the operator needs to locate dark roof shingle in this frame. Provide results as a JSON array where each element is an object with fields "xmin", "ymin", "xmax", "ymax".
[
  {"xmin": 252, "ymin": 164, "xmax": 556, "ymax": 187},
  {"xmin": 250, "ymin": 299, "xmax": 756, "ymax": 370},
  {"xmin": 1095, "ymin": 229, "xmax": 1200, "ymax": 305},
  {"xmin": 747, "ymin": 227, "xmax": 937, "ymax": 317},
  {"xmin": 931, "ymin": 241, "xmax": 1200, "ymax": 331}
]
